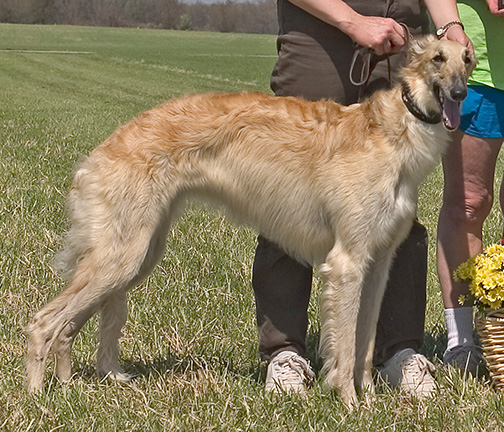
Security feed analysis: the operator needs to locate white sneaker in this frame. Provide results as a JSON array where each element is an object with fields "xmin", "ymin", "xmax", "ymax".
[
  {"xmin": 378, "ymin": 348, "xmax": 436, "ymax": 398},
  {"xmin": 265, "ymin": 351, "xmax": 315, "ymax": 395}
]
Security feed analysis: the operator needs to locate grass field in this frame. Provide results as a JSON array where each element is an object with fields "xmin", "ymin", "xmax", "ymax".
[{"xmin": 1, "ymin": 23, "xmax": 504, "ymax": 431}]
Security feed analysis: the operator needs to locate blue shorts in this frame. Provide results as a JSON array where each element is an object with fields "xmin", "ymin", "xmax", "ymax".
[{"xmin": 460, "ymin": 85, "xmax": 504, "ymax": 139}]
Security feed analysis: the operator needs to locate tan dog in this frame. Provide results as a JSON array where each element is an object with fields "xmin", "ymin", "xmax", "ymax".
[{"xmin": 27, "ymin": 36, "xmax": 475, "ymax": 406}]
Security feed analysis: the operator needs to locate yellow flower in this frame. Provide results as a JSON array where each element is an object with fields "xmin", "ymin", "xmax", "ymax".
[
  {"xmin": 453, "ymin": 259, "xmax": 475, "ymax": 282},
  {"xmin": 454, "ymin": 243, "xmax": 504, "ymax": 310}
]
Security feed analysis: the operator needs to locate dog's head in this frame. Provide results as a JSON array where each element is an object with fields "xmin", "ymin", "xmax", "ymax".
[{"xmin": 401, "ymin": 35, "xmax": 476, "ymax": 131}]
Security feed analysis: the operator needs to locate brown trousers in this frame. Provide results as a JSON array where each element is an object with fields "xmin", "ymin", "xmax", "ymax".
[{"xmin": 253, "ymin": 0, "xmax": 430, "ymax": 366}]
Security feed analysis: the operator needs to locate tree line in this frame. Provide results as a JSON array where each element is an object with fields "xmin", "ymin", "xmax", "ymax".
[{"xmin": 0, "ymin": 0, "xmax": 278, "ymax": 34}]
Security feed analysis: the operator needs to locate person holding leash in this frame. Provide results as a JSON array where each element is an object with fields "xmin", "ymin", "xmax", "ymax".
[
  {"xmin": 437, "ymin": 0, "xmax": 504, "ymax": 375},
  {"xmin": 254, "ymin": 0, "xmax": 472, "ymax": 398}
]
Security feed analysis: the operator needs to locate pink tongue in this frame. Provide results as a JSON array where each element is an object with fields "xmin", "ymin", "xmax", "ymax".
[{"xmin": 443, "ymin": 99, "xmax": 461, "ymax": 130}]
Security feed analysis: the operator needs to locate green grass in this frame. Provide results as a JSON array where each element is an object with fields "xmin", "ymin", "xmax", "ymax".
[{"xmin": 1, "ymin": 23, "xmax": 504, "ymax": 431}]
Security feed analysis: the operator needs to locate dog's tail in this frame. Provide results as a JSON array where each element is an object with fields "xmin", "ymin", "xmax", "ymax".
[
  {"xmin": 53, "ymin": 238, "xmax": 80, "ymax": 281},
  {"xmin": 53, "ymin": 161, "xmax": 95, "ymax": 281},
  {"xmin": 53, "ymin": 150, "xmax": 161, "ymax": 281},
  {"xmin": 54, "ymin": 138, "xmax": 178, "ymax": 282}
]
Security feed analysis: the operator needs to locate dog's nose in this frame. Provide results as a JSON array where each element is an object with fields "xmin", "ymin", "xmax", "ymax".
[
  {"xmin": 450, "ymin": 77, "xmax": 468, "ymax": 102},
  {"xmin": 450, "ymin": 86, "xmax": 467, "ymax": 102}
]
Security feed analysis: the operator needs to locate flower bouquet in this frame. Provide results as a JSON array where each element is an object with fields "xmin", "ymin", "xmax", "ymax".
[{"xmin": 454, "ymin": 243, "xmax": 504, "ymax": 389}]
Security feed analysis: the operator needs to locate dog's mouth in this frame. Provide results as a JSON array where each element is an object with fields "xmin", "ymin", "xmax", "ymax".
[{"xmin": 435, "ymin": 85, "xmax": 461, "ymax": 131}]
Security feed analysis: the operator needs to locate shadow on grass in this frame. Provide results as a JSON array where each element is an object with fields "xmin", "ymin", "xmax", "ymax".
[
  {"xmin": 306, "ymin": 328, "xmax": 450, "ymax": 369},
  {"xmin": 73, "ymin": 352, "xmax": 265, "ymax": 385},
  {"xmin": 70, "ymin": 328, "xmax": 455, "ymax": 387}
]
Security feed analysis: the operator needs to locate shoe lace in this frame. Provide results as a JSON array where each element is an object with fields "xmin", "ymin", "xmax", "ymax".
[
  {"xmin": 402, "ymin": 354, "xmax": 435, "ymax": 384},
  {"xmin": 272, "ymin": 353, "xmax": 315, "ymax": 384}
]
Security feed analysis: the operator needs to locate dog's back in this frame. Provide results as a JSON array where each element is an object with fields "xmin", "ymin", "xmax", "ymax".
[{"xmin": 63, "ymin": 92, "xmax": 360, "ymax": 272}]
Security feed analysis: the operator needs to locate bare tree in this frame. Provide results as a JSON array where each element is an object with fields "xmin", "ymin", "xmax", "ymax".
[{"xmin": 0, "ymin": 0, "xmax": 278, "ymax": 34}]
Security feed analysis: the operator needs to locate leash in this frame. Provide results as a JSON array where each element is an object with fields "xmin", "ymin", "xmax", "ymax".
[
  {"xmin": 349, "ymin": 46, "xmax": 372, "ymax": 88},
  {"xmin": 348, "ymin": 21, "xmax": 411, "ymax": 100},
  {"xmin": 398, "ymin": 22, "xmax": 411, "ymax": 46}
]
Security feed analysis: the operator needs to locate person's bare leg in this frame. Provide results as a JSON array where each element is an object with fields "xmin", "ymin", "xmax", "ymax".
[
  {"xmin": 438, "ymin": 131, "xmax": 503, "ymax": 308},
  {"xmin": 437, "ymin": 130, "xmax": 503, "ymax": 373}
]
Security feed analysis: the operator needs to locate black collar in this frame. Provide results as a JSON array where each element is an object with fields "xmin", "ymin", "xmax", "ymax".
[{"xmin": 401, "ymin": 82, "xmax": 441, "ymax": 125}]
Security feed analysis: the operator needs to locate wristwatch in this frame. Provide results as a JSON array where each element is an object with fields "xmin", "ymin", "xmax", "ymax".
[{"xmin": 436, "ymin": 20, "xmax": 464, "ymax": 39}]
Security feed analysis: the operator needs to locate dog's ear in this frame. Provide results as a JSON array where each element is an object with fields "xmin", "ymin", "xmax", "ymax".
[
  {"xmin": 465, "ymin": 49, "xmax": 478, "ymax": 75},
  {"xmin": 406, "ymin": 35, "xmax": 436, "ymax": 63}
]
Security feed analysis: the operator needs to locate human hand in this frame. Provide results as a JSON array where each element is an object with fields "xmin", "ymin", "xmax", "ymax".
[
  {"xmin": 340, "ymin": 15, "xmax": 406, "ymax": 55},
  {"xmin": 441, "ymin": 24, "xmax": 474, "ymax": 55},
  {"xmin": 486, "ymin": 0, "xmax": 504, "ymax": 16}
]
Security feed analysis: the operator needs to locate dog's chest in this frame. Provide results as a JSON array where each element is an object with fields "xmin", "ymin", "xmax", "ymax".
[
  {"xmin": 392, "ymin": 179, "xmax": 417, "ymax": 221},
  {"xmin": 359, "ymin": 170, "xmax": 418, "ymax": 251},
  {"xmin": 389, "ymin": 178, "xmax": 418, "ymax": 238}
]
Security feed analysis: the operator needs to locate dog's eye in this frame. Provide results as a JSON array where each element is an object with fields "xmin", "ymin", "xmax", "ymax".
[
  {"xmin": 432, "ymin": 53, "xmax": 445, "ymax": 64},
  {"xmin": 464, "ymin": 54, "xmax": 473, "ymax": 65}
]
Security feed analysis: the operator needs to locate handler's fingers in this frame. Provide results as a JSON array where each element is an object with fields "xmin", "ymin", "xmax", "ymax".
[
  {"xmin": 384, "ymin": 22, "xmax": 407, "ymax": 54},
  {"xmin": 388, "ymin": 22, "xmax": 406, "ymax": 48}
]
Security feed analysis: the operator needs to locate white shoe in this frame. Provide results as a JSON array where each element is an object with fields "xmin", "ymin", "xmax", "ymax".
[
  {"xmin": 265, "ymin": 351, "xmax": 315, "ymax": 395},
  {"xmin": 378, "ymin": 348, "xmax": 436, "ymax": 398}
]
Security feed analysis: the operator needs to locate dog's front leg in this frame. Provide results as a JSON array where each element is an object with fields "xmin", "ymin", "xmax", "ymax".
[
  {"xmin": 319, "ymin": 245, "xmax": 368, "ymax": 407},
  {"xmin": 354, "ymin": 250, "xmax": 395, "ymax": 394},
  {"xmin": 53, "ymin": 306, "xmax": 97, "ymax": 382}
]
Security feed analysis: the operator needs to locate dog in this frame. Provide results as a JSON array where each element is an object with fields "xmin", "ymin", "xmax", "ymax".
[{"xmin": 26, "ymin": 36, "xmax": 475, "ymax": 406}]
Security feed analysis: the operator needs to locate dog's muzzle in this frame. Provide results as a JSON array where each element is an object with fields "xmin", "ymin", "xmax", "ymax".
[{"xmin": 436, "ymin": 77, "xmax": 468, "ymax": 131}]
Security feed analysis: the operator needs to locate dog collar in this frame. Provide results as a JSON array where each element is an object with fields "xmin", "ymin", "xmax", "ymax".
[{"xmin": 401, "ymin": 83, "xmax": 441, "ymax": 125}]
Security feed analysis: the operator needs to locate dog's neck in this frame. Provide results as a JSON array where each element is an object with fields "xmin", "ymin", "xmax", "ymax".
[{"xmin": 400, "ymin": 82, "xmax": 441, "ymax": 126}]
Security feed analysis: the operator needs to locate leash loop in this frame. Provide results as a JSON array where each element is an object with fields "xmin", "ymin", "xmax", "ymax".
[
  {"xmin": 349, "ymin": 45, "xmax": 372, "ymax": 87},
  {"xmin": 348, "ymin": 22, "xmax": 411, "ymax": 91},
  {"xmin": 347, "ymin": 2, "xmax": 412, "ymax": 105}
]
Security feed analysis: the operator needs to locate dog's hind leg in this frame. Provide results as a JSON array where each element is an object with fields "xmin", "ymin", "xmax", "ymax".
[
  {"xmin": 52, "ymin": 306, "xmax": 97, "ymax": 383},
  {"xmin": 318, "ymin": 244, "xmax": 369, "ymax": 407},
  {"xmin": 27, "ymin": 259, "xmax": 106, "ymax": 392},
  {"xmin": 353, "ymin": 250, "xmax": 395, "ymax": 394},
  {"xmin": 51, "ymin": 291, "xmax": 130, "ymax": 384},
  {"xmin": 27, "ymin": 215, "xmax": 170, "ymax": 392},
  {"xmin": 95, "ymin": 289, "xmax": 130, "ymax": 381},
  {"xmin": 96, "ymin": 223, "xmax": 169, "ymax": 381},
  {"xmin": 50, "ymin": 241, "xmax": 162, "ymax": 385}
]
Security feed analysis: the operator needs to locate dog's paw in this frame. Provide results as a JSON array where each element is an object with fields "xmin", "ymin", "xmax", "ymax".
[
  {"xmin": 323, "ymin": 370, "xmax": 359, "ymax": 408},
  {"xmin": 97, "ymin": 366, "xmax": 133, "ymax": 383},
  {"xmin": 107, "ymin": 371, "xmax": 133, "ymax": 383}
]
